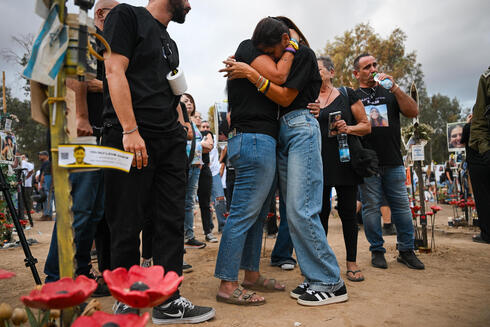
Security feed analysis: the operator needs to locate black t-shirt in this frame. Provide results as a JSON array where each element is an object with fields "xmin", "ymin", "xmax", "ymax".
[
  {"xmin": 318, "ymin": 87, "xmax": 362, "ymax": 186},
  {"xmin": 280, "ymin": 45, "xmax": 322, "ymax": 116},
  {"xmin": 354, "ymin": 86, "xmax": 403, "ymax": 166},
  {"xmin": 40, "ymin": 160, "xmax": 51, "ymax": 176},
  {"xmin": 86, "ymin": 27, "xmax": 104, "ymax": 128},
  {"xmin": 444, "ymin": 166, "xmax": 453, "ymax": 182},
  {"xmin": 102, "ymin": 4, "xmax": 181, "ymax": 137},
  {"xmin": 228, "ymin": 40, "xmax": 279, "ymax": 139}
]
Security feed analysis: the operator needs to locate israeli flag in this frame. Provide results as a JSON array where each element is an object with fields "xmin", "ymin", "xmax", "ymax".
[{"xmin": 23, "ymin": 4, "xmax": 68, "ymax": 86}]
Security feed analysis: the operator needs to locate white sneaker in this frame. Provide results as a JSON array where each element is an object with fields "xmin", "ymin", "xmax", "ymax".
[
  {"xmin": 205, "ymin": 233, "xmax": 218, "ymax": 243},
  {"xmin": 281, "ymin": 263, "xmax": 295, "ymax": 270}
]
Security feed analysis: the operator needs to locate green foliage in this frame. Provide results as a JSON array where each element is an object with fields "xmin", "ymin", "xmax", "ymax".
[
  {"xmin": 320, "ymin": 23, "xmax": 424, "ymax": 91},
  {"xmin": 418, "ymin": 94, "xmax": 463, "ymax": 163}
]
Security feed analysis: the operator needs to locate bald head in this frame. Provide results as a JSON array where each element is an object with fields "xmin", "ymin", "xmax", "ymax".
[{"xmin": 94, "ymin": 0, "xmax": 119, "ymax": 30}]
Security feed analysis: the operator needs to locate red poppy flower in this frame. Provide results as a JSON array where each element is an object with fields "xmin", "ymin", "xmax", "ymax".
[
  {"xmin": 0, "ymin": 213, "xmax": 4, "ymax": 218},
  {"xmin": 430, "ymin": 205, "xmax": 442, "ymax": 212},
  {"xmin": 0, "ymin": 269, "xmax": 15, "ymax": 279},
  {"xmin": 426, "ymin": 211, "xmax": 434, "ymax": 216},
  {"xmin": 467, "ymin": 200, "xmax": 475, "ymax": 207},
  {"xmin": 21, "ymin": 275, "xmax": 97, "ymax": 310},
  {"xmin": 4, "ymin": 224, "xmax": 13, "ymax": 229},
  {"xmin": 103, "ymin": 265, "xmax": 183, "ymax": 308},
  {"xmin": 72, "ymin": 311, "xmax": 149, "ymax": 327},
  {"xmin": 19, "ymin": 220, "xmax": 28, "ymax": 226},
  {"xmin": 413, "ymin": 206, "xmax": 421, "ymax": 212},
  {"xmin": 449, "ymin": 200, "xmax": 458, "ymax": 205}
]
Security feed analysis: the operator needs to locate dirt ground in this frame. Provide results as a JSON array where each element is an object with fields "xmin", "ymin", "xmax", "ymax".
[{"xmin": 1, "ymin": 204, "xmax": 489, "ymax": 327}]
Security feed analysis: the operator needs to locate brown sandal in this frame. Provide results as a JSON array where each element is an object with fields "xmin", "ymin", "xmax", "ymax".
[
  {"xmin": 216, "ymin": 288, "xmax": 265, "ymax": 306},
  {"xmin": 241, "ymin": 276, "xmax": 285, "ymax": 292}
]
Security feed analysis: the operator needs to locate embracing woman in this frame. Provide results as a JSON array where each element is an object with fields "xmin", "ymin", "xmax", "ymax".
[
  {"xmin": 221, "ymin": 16, "xmax": 348, "ymax": 307},
  {"xmin": 214, "ymin": 17, "xmax": 299, "ymax": 306}
]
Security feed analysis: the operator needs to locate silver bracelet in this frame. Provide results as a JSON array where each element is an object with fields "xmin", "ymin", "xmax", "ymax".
[{"xmin": 122, "ymin": 126, "xmax": 138, "ymax": 135}]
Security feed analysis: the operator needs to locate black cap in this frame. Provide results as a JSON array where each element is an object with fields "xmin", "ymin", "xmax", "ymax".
[{"xmin": 38, "ymin": 151, "xmax": 49, "ymax": 156}]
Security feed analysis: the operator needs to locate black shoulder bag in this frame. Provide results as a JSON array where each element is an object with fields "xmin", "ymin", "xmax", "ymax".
[{"xmin": 338, "ymin": 87, "xmax": 379, "ymax": 178}]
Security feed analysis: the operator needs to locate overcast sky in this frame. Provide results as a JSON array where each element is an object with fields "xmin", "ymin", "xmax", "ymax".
[{"xmin": 1, "ymin": 0, "xmax": 489, "ymax": 119}]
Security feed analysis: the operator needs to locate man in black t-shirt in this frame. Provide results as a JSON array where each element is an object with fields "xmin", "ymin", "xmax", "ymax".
[
  {"xmin": 353, "ymin": 54, "xmax": 425, "ymax": 270},
  {"xmin": 102, "ymin": 0, "xmax": 215, "ymax": 323}
]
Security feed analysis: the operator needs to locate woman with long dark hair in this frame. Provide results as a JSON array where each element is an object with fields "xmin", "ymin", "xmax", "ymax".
[
  {"xmin": 221, "ymin": 16, "xmax": 348, "ymax": 306},
  {"xmin": 312, "ymin": 56, "xmax": 370, "ymax": 282},
  {"xmin": 214, "ymin": 17, "xmax": 299, "ymax": 306}
]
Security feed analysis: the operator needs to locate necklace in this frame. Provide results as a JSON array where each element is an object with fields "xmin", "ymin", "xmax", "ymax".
[
  {"xmin": 320, "ymin": 86, "xmax": 334, "ymax": 108},
  {"xmin": 358, "ymin": 86, "xmax": 377, "ymax": 99}
]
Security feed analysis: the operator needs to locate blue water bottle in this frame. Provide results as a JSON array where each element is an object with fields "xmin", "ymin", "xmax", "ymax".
[
  {"xmin": 337, "ymin": 134, "xmax": 350, "ymax": 162},
  {"xmin": 373, "ymin": 73, "xmax": 393, "ymax": 90}
]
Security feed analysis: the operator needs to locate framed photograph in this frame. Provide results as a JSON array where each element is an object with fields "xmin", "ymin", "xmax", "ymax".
[
  {"xmin": 365, "ymin": 104, "xmax": 389, "ymax": 127},
  {"xmin": 447, "ymin": 122, "xmax": 465, "ymax": 152},
  {"xmin": 0, "ymin": 132, "xmax": 16, "ymax": 164}
]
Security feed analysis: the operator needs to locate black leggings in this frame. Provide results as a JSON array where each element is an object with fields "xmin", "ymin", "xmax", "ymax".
[
  {"xmin": 320, "ymin": 184, "xmax": 359, "ymax": 262},
  {"xmin": 198, "ymin": 165, "xmax": 214, "ymax": 235}
]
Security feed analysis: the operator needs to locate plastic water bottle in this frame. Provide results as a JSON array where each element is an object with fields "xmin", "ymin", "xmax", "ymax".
[
  {"xmin": 373, "ymin": 73, "xmax": 393, "ymax": 90},
  {"xmin": 337, "ymin": 134, "xmax": 350, "ymax": 162}
]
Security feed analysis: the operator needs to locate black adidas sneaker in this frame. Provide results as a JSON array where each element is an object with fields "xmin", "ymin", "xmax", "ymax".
[
  {"xmin": 290, "ymin": 282, "xmax": 309, "ymax": 299},
  {"xmin": 297, "ymin": 284, "xmax": 348, "ymax": 306}
]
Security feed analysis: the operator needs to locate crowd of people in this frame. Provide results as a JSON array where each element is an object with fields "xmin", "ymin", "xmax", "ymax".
[{"xmin": 21, "ymin": 0, "xmax": 489, "ymax": 325}]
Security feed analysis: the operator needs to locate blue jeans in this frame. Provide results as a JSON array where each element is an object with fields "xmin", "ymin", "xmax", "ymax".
[
  {"xmin": 214, "ymin": 133, "xmax": 276, "ymax": 281},
  {"xmin": 211, "ymin": 173, "xmax": 227, "ymax": 231},
  {"xmin": 277, "ymin": 110, "xmax": 342, "ymax": 292},
  {"xmin": 271, "ymin": 188, "xmax": 296, "ymax": 266},
  {"xmin": 184, "ymin": 166, "xmax": 201, "ymax": 240},
  {"xmin": 44, "ymin": 170, "xmax": 105, "ymax": 282},
  {"xmin": 359, "ymin": 165, "xmax": 415, "ymax": 253},
  {"xmin": 43, "ymin": 175, "xmax": 54, "ymax": 216}
]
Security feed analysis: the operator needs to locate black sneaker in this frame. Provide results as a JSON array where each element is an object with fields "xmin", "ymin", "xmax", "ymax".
[
  {"xmin": 290, "ymin": 282, "xmax": 309, "ymax": 299},
  {"xmin": 371, "ymin": 251, "xmax": 388, "ymax": 269},
  {"xmin": 184, "ymin": 238, "xmax": 206, "ymax": 249},
  {"xmin": 152, "ymin": 296, "xmax": 215, "ymax": 325},
  {"xmin": 112, "ymin": 301, "xmax": 139, "ymax": 315},
  {"xmin": 297, "ymin": 285, "xmax": 348, "ymax": 306},
  {"xmin": 182, "ymin": 260, "xmax": 193, "ymax": 273},
  {"xmin": 397, "ymin": 250, "xmax": 425, "ymax": 270}
]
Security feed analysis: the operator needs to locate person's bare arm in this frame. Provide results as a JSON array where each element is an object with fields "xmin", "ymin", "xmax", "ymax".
[
  {"xmin": 105, "ymin": 51, "xmax": 147, "ymax": 169},
  {"xmin": 376, "ymin": 73, "xmax": 418, "ymax": 118},
  {"xmin": 249, "ymin": 53, "xmax": 294, "ymax": 85},
  {"xmin": 67, "ymin": 79, "xmax": 93, "ymax": 136},
  {"xmin": 221, "ymin": 60, "xmax": 298, "ymax": 107},
  {"xmin": 334, "ymin": 100, "xmax": 371, "ymax": 136},
  {"xmin": 87, "ymin": 79, "xmax": 103, "ymax": 93}
]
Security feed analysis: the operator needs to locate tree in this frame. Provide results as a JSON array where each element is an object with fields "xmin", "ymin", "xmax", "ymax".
[
  {"xmin": 320, "ymin": 23, "xmax": 424, "ymax": 92},
  {"xmin": 419, "ymin": 94, "xmax": 463, "ymax": 163},
  {"xmin": 1, "ymin": 34, "xmax": 34, "ymax": 96}
]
